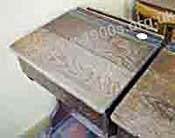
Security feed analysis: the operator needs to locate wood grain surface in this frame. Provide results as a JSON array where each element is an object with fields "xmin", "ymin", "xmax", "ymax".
[
  {"xmin": 112, "ymin": 49, "xmax": 175, "ymax": 138},
  {"xmin": 12, "ymin": 8, "xmax": 160, "ymax": 114}
]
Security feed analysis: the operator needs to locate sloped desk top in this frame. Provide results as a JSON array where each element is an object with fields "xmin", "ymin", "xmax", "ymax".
[
  {"xmin": 11, "ymin": 8, "xmax": 162, "ymax": 114},
  {"xmin": 111, "ymin": 49, "xmax": 175, "ymax": 138}
]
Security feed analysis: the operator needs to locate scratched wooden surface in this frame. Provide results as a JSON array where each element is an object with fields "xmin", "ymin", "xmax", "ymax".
[
  {"xmin": 44, "ymin": 9, "xmax": 158, "ymax": 74},
  {"xmin": 111, "ymin": 49, "xmax": 175, "ymax": 138},
  {"xmin": 12, "ymin": 9, "xmax": 159, "ymax": 114},
  {"xmin": 139, "ymin": 0, "xmax": 175, "ymax": 11}
]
